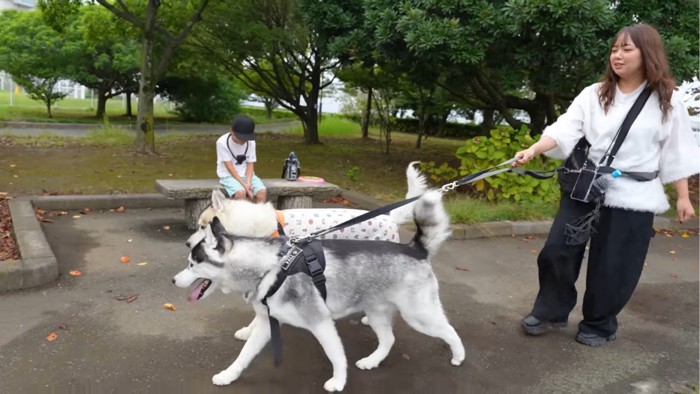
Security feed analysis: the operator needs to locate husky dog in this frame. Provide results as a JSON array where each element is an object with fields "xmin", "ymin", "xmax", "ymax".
[
  {"xmin": 172, "ymin": 191, "xmax": 465, "ymax": 392},
  {"xmin": 185, "ymin": 161, "xmax": 428, "ymax": 248}
]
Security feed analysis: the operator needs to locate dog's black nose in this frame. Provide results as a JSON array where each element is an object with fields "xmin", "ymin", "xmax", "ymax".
[
  {"xmin": 185, "ymin": 241, "xmax": 191, "ymax": 248},
  {"xmin": 171, "ymin": 278, "xmax": 176, "ymax": 284}
]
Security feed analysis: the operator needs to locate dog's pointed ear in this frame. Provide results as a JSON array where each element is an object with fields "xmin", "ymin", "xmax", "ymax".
[
  {"xmin": 209, "ymin": 216, "xmax": 233, "ymax": 254},
  {"xmin": 210, "ymin": 216, "xmax": 226, "ymax": 236},
  {"xmin": 204, "ymin": 218, "xmax": 217, "ymax": 246},
  {"xmin": 212, "ymin": 189, "xmax": 226, "ymax": 211}
]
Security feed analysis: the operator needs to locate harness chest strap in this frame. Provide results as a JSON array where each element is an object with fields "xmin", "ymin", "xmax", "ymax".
[{"xmin": 261, "ymin": 240, "xmax": 327, "ymax": 366}]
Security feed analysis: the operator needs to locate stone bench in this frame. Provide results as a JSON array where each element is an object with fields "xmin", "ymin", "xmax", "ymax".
[{"xmin": 155, "ymin": 179, "xmax": 341, "ymax": 230}]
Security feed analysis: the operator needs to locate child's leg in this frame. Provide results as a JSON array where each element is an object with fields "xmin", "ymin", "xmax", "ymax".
[
  {"xmin": 250, "ymin": 175, "xmax": 267, "ymax": 203},
  {"xmin": 220, "ymin": 176, "xmax": 246, "ymax": 199}
]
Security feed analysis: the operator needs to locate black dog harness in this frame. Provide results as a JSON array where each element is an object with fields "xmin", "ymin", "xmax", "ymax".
[{"xmin": 261, "ymin": 239, "xmax": 327, "ymax": 366}]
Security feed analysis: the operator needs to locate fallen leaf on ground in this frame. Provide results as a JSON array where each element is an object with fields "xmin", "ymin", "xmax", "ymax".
[
  {"xmin": 455, "ymin": 266, "xmax": 470, "ymax": 272},
  {"xmin": 402, "ymin": 353, "xmax": 410, "ymax": 360},
  {"xmin": 116, "ymin": 293, "xmax": 138, "ymax": 302},
  {"xmin": 46, "ymin": 332, "xmax": 58, "ymax": 342},
  {"xmin": 681, "ymin": 233, "xmax": 690, "ymax": 238},
  {"xmin": 72, "ymin": 215, "xmax": 81, "ymax": 219},
  {"xmin": 669, "ymin": 250, "xmax": 676, "ymax": 255},
  {"xmin": 163, "ymin": 225, "xmax": 170, "ymax": 231},
  {"xmin": 115, "ymin": 206, "xmax": 125, "ymax": 213},
  {"xmin": 163, "ymin": 303, "xmax": 176, "ymax": 311},
  {"xmin": 36, "ymin": 208, "xmax": 47, "ymax": 215},
  {"xmin": 137, "ymin": 262, "xmax": 148, "ymax": 266},
  {"xmin": 69, "ymin": 270, "xmax": 82, "ymax": 276},
  {"xmin": 670, "ymin": 273, "xmax": 678, "ymax": 278},
  {"xmin": 38, "ymin": 217, "xmax": 54, "ymax": 223},
  {"xmin": 58, "ymin": 324, "xmax": 67, "ymax": 330},
  {"xmin": 120, "ymin": 256, "xmax": 131, "ymax": 263},
  {"xmin": 127, "ymin": 239, "xmax": 133, "ymax": 243},
  {"xmin": 530, "ymin": 249, "xmax": 538, "ymax": 254}
]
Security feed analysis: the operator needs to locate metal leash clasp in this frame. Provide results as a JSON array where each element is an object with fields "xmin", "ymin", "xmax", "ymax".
[{"xmin": 440, "ymin": 181, "xmax": 458, "ymax": 193}]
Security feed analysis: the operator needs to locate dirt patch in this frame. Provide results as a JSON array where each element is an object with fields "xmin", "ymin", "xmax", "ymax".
[{"xmin": 0, "ymin": 194, "xmax": 20, "ymax": 261}]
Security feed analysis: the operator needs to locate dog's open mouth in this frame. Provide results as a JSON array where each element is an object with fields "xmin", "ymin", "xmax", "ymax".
[{"xmin": 188, "ymin": 278, "xmax": 212, "ymax": 303}]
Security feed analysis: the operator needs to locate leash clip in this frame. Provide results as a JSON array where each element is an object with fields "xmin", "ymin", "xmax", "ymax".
[{"xmin": 440, "ymin": 181, "xmax": 458, "ymax": 193}]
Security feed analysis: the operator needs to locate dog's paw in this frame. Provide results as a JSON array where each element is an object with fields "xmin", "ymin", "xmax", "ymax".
[
  {"xmin": 323, "ymin": 376, "xmax": 346, "ymax": 392},
  {"xmin": 360, "ymin": 316, "xmax": 369, "ymax": 326},
  {"xmin": 234, "ymin": 326, "xmax": 251, "ymax": 341},
  {"xmin": 355, "ymin": 356, "xmax": 380, "ymax": 370},
  {"xmin": 451, "ymin": 357, "xmax": 463, "ymax": 366},
  {"xmin": 212, "ymin": 370, "xmax": 238, "ymax": 386}
]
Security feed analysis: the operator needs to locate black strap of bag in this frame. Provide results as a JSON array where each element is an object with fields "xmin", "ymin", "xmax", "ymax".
[{"xmin": 600, "ymin": 85, "xmax": 653, "ymax": 167}]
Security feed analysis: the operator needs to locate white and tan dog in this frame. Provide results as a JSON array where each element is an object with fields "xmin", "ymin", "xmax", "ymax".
[{"xmin": 185, "ymin": 161, "xmax": 427, "ymax": 248}]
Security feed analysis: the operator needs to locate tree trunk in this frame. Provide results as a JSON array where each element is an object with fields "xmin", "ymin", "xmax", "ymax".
[
  {"xmin": 361, "ymin": 88, "xmax": 372, "ymax": 139},
  {"xmin": 303, "ymin": 110, "xmax": 320, "ymax": 144},
  {"xmin": 96, "ymin": 89, "xmax": 109, "ymax": 118},
  {"xmin": 46, "ymin": 100, "xmax": 53, "ymax": 118},
  {"xmin": 416, "ymin": 114, "xmax": 425, "ymax": 149},
  {"xmin": 264, "ymin": 100, "xmax": 273, "ymax": 118},
  {"xmin": 135, "ymin": 0, "xmax": 158, "ymax": 155},
  {"xmin": 125, "ymin": 92, "xmax": 133, "ymax": 117},
  {"xmin": 480, "ymin": 109, "xmax": 494, "ymax": 135},
  {"xmin": 303, "ymin": 64, "xmax": 321, "ymax": 144}
]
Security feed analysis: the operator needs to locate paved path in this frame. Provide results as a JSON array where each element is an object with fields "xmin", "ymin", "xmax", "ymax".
[
  {"xmin": 0, "ymin": 206, "xmax": 697, "ymax": 393},
  {"xmin": 0, "ymin": 120, "xmax": 298, "ymax": 136}
]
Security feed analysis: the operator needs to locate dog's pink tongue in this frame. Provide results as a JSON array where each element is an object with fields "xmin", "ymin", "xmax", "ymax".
[{"xmin": 188, "ymin": 279, "xmax": 206, "ymax": 303}]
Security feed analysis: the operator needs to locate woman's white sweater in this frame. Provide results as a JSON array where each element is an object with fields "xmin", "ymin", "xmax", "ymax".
[{"xmin": 543, "ymin": 82, "xmax": 699, "ymax": 214}]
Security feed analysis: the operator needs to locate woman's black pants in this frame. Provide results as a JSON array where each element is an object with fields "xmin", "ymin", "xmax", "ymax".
[{"xmin": 530, "ymin": 194, "xmax": 655, "ymax": 337}]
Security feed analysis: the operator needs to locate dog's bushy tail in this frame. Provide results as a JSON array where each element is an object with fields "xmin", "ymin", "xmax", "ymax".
[
  {"xmin": 390, "ymin": 161, "xmax": 430, "ymax": 224},
  {"xmin": 412, "ymin": 190, "xmax": 451, "ymax": 256}
]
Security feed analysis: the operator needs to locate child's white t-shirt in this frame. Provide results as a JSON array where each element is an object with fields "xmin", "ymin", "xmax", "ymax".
[{"xmin": 215, "ymin": 133, "xmax": 257, "ymax": 178}]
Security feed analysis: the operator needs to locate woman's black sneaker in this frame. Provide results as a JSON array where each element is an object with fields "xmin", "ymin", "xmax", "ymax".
[
  {"xmin": 521, "ymin": 315, "xmax": 567, "ymax": 336},
  {"xmin": 575, "ymin": 332, "xmax": 617, "ymax": 347}
]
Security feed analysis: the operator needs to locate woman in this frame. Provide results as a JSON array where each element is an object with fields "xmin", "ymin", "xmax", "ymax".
[{"xmin": 513, "ymin": 24, "xmax": 698, "ymax": 346}]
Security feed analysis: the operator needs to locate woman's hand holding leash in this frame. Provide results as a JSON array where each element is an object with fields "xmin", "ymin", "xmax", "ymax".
[
  {"xmin": 512, "ymin": 136, "xmax": 559, "ymax": 167},
  {"xmin": 513, "ymin": 148, "xmax": 537, "ymax": 167}
]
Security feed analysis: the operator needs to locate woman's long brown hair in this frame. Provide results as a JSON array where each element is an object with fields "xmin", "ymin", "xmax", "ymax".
[{"xmin": 599, "ymin": 24, "xmax": 676, "ymax": 122}]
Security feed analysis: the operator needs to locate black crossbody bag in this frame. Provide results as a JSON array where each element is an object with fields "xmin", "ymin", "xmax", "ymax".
[{"xmin": 558, "ymin": 86, "xmax": 653, "ymax": 202}]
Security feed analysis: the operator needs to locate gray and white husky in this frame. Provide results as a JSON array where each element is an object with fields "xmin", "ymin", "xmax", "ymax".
[{"xmin": 172, "ymin": 190, "xmax": 465, "ymax": 392}]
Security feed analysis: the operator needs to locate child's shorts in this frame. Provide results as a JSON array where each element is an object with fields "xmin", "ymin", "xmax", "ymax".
[{"xmin": 220, "ymin": 175, "xmax": 266, "ymax": 198}]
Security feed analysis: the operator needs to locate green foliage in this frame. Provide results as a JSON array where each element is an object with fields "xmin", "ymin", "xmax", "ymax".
[
  {"xmin": 0, "ymin": 10, "xmax": 77, "ymax": 116},
  {"xmin": 346, "ymin": 166, "xmax": 360, "ymax": 182},
  {"xmin": 156, "ymin": 77, "xmax": 246, "ymax": 123},
  {"xmin": 445, "ymin": 194, "xmax": 559, "ymax": 224},
  {"xmin": 456, "ymin": 126, "xmax": 560, "ymax": 204},
  {"xmin": 419, "ymin": 161, "xmax": 459, "ymax": 186},
  {"xmin": 83, "ymin": 125, "xmax": 134, "ymax": 146},
  {"xmin": 240, "ymin": 107, "xmax": 297, "ymax": 121}
]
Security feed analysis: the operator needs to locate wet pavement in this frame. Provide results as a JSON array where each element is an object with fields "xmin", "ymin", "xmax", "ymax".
[{"xmin": 0, "ymin": 206, "xmax": 697, "ymax": 393}]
